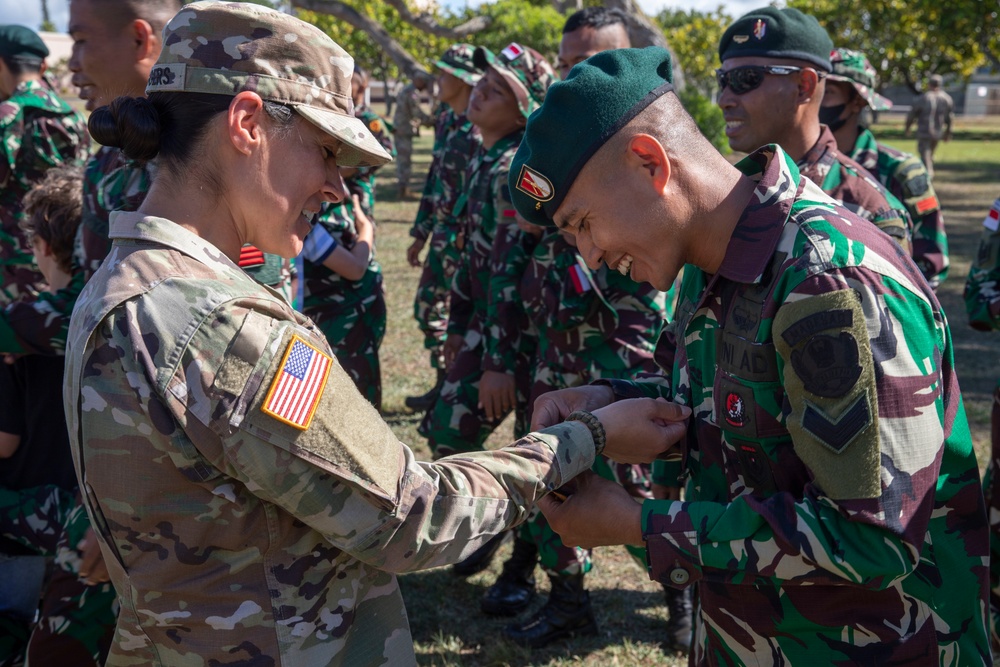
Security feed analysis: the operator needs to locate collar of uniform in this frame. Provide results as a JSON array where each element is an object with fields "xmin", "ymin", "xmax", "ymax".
[
  {"xmin": 483, "ymin": 128, "xmax": 524, "ymax": 162},
  {"xmin": 109, "ymin": 210, "xmax": 244, "ymax": 273},
  {"xmin": 716, "ymin": 144, "xmax": 799, "ymax": 284},
  {"xmin": 797, "ymin": 124, "xmax": 839, "ymax": 171},
  {"xmin": 849, "ymin": 126, "xmax": 879, "ymax": 172}
]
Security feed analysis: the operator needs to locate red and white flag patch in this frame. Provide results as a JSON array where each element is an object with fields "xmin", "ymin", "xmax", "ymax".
[
  {"xmin": 502, "ymin": 43, "xmax": 525, "ymax": 61},
  {"xmin": 261, "ymin": 336, "xmax": 332, "ymax": 430},
  {"xmin": 569, "ymin": 263, "xmax": 592, "ymax": 294},
  {"xmin": 984, "ymin": 198, "xmax": 1000, "ymax": 231}
]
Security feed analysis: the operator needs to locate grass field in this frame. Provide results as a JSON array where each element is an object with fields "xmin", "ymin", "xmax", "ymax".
[{"xmin": 365, "ymin": 117, "xmax": 1000, "ymax": 666}]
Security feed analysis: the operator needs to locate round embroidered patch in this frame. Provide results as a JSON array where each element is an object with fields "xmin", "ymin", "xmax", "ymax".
[{"xmin": 725, "ymin": 391, "xmax": 747, "ymax": 427}]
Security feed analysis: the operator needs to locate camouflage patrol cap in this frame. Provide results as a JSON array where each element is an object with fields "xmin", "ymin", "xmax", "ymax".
[
  {"xmin": 509, "ymin": 47, "xmax": 674, "ymax": 227},
  {"xmin": 0, "ymin": 25, "xmax": 49, "ymax": 60},
  {"xmin": 147, "ymin": 1, "xmax": 391, "ymax": 168},
  {"xmin": 435, "ymin": 44, "xmax": 483, "ymax": 87},
  {"xmin": 828, "ymin": 48, "xmax": 892, "ymax": 111},
  {"xmin": 719, "ymin": 7, "xmax": 833, "ymax": 72},
  {"xmin": 473, "ymin": 43, "xmax": 558, "ymax": 118}
]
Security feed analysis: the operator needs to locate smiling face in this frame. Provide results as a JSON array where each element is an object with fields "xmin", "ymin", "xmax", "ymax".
[
  {"xmin": 245, "ymin": 116, "xmax": 347, "ymax": 258},
  {"xmin": 68, "ymin": 0, "xmax": 152, "ymax": 110},
  {"xmin": 717, "ymin": 56, "xmax": 809, "ymax": 154}
]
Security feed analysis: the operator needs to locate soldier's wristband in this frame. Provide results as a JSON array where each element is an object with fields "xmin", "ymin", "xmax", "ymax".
[{"xmin": 567, "ymin": 410, "xmax": 606, "ymax": 458}]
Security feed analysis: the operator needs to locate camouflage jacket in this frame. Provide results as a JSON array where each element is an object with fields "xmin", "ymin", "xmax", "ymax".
[
  {"xmin": 411, "ymin": 107, "xmax": 482, "ymax": 240},
  {"xmin": 850, "ymin": 127, "xmax": 950, "ymax": 287},
  {"xmin": 799, "ymin": 125, "xmax": 914, "ymax": 251},
  {"xmin": 606, "ymin": 146, "xmax": 988, "ymax": 663},
  {"xmin": 302, "ymin": 201, "xmax": 383, "ymax": 318},
  {"xmin": 965, "ymin": 198, "xmax": 1000, "ymax": 332},
  {"xmin": 447, "ymin": 130, "xmax": 523, "ymax": 338},
  {"xmin": 0, "ymin": 269, "xmax": 85, "ymax": 355},
  {"xmin": 63, "ymin": 211, "xmax": 599, "ymax": 667},
  {"xmin": 392, "ymin": 83, "xmax": 432, "ymax": 137},
  {"xmin": 348, "ymin": 105, "xmax": 395, "ymax": 217},
  {"xmin": 520, "ymin": 231, "xmax": 671, "ymax": 377},
  {"xmin": 0, "ymin": 79, "xmax": 89, "ymax": 304},
  {"xmin": 77, "ymin": 145, "xmax": 156, "ymax": 277}
]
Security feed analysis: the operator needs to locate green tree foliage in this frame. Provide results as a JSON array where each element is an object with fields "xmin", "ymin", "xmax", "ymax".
[
  {"xmin": 451, "ymin": 0, "xmax": 564, "ymax": 63},
  {"xmin": 786, "ymin": 0, "xmax": 993, "ymax": 90},
  {"xmin": 655, "ymin": 7, "xmax": 730, "ymax": 97}
]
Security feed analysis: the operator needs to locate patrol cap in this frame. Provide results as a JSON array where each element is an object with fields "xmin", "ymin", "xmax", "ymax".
[
  {"xmin": 0, "ymin": 25, "xmax": 49, "ymax": 60},
  {"xmin": 473, "ymin": 43, "xmax": 557, "ymax": 118},
  {"xmin": 509, "ymin": 47, "xmax": 674, "ymax": 227},
  {"xmin": 435, "ymin": 43, "xmax": 483, "ymax": 87},
  {"xmin": 147, "ymin": 1, "xmax": 391, "ymax": 168},
  {"xmin": 828, "ymin": 48, "xmax": 892, "ymax": 111},
  {"xmin": 719, "ymin": 7, "xmax": 833, "ymax": 72}
]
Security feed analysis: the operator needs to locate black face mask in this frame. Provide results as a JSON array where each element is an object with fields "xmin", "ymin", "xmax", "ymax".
[{"xmin": 819, "ymin": 103, "xmax": 849, "ymax": 132}]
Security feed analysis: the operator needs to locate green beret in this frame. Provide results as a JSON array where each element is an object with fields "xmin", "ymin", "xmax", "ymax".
[
  {"xmin": 509, "ymin": 47, "xmax": 673, "ymax": 227},
  {"xmin": 0, "ymin": 25, "xmax": 49, "ymax": 60},
  {"xmin": 828, "ymin": 48, "xmax": 892, "ymax": 111},
  {"xmin": 435, "ymin": 43, "xmax": 483, "ymax": 87},
  {"xmin": 719, "ymin": 7, "xmax": 832, "ymax": 72}
]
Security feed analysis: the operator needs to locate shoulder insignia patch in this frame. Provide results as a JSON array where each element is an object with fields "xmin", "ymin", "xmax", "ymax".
[
  {"xmin": 261, "ymin": 335, "xmax": 332, "ymax": 430},
  {"xmin": 368, "ymin": 119, "xmax": 382, "ymax": 133},
  {"xmin": 914, "ymin": 194, "xmax": 938, "ymax": 214}
]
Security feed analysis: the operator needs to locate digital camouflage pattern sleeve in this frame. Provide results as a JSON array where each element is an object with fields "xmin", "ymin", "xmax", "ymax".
[
  {"xmin": 622, "ymin": 146, "xmax": 987, "ymax": 664},
  {"xmin": 64, "ymin": 211, "xmax": 597, "ymax": 666}
]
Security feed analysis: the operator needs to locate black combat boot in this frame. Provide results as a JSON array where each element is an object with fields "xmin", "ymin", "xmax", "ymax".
[
  {"xmin": 502, "ymin": 572, "xmax": 597, "ymax": 648},
  {"xmin": 452, "ymin": 530, "xmax": 510, "ymax": 577},
  {"xmin": 481, "ymin": 537, "xmax": 538, "ymax": 616},
  {"xmin": 662, "ymin": 584, "xmax": 693, "ymax": 653},
  {"xmin": 405, "ymin": 368, "xmax": 446, "ymax": 411}
]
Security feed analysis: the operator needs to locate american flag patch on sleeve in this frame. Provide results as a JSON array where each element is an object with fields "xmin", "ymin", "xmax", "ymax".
[{"xmin": 261, "ymin": 336, "xmax": 332, "ymax": 430}]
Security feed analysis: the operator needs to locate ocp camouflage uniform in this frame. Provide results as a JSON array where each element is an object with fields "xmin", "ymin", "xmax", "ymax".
[
  {"xmin": 519, "ymin": 230, "xmax": 673, "ymax": 575},
  {"xmin": 800, "ymin": 125, "xmax": 915, "ymax": 252},
  {"xmin": 421, "ymin": 129, "xmax": 531, "ymax": 456},
  {"xmin": 411, "ymin": 107, "xmax": 482, "ymax": 368},
  {"xmin": 393, "ymin": 81, "xmax": 433, "ymax": 191},
  {"xmin": 604, "ymin": 146, "xmax": 988, "ymax": 664},
  {"xmin": 64, "ymin": 210, "xmax": 602, "ymax": 666},
  {"xmin": 302, "ymin": 202, "xmax": 387, "ymax": 409},
  {"xmin": 0, "ymin": 79, "xmax": 88, "ymax": 305},
  {"xmin": 965, "ymin": 196, "xmax": 1000, "ymax": 647},
  {"xmin": 0, "ymin": 485, "xmax": 116, "ymax": 666},
  {"xmin": 850, "ymin": 128, "xmax": 949, "ymax": 287}
]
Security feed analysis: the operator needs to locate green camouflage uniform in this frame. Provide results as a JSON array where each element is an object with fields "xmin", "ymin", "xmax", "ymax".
[
  {"xmin": 0, "ymin": 485, "xmax": 117, "ymax": 666},
  {"xmin": 64, "ymin": 210, "xmax": 602, "ymax": 666},
  {"xmin": 518, "ymin": 230, "xmax": 673, "ymax": 575},
  {"xmin": 601, "ymin": 146, "xmax": 989, "ymax": 664},
  {"xmin": 348, "ymin": 104, "xmax": 395, "ymax": 217},
  {"xmin": 302, "ymin": 202, "xmax": 387, "ymax": 410},
  {"xmin": 393, "ymin": 82, "xmax": 433, "ymax": 191},
  {"xmin": 411, "ymin": 107, "xmax": 482, "ymax": 368},
  {"xmin": 799, "ymin": 125, "xmax": 915, "ymax": 252},
  {"xmin": 0, "ymin": 79, "xmax": 88, "ymax": 305},
  {"xmin": 965, "ymin": 195, "xmax": 1000, "ymax": 646}
]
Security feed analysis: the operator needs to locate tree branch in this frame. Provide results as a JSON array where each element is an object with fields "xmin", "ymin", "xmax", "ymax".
[
  {"xmin": 290, "ymin": 0, "xmax": 427, "ymax": 78},
  {"xmin": 382, "ymin": 0, "xmax": 491, "ymax": 39}
]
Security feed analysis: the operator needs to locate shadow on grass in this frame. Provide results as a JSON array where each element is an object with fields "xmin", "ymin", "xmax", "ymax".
[
  {"xmin": 402, "ymin": 566, "xmax": 676, "ymax": 666},
  {"xmin": 933, "ymin": 161, "xmax": 1000, "ymax": 185}
]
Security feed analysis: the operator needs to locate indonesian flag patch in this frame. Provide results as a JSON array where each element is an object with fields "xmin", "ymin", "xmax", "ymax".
[
  {"xmin": 515, "ymin": 164, "xmax": 554, "ymax": 202},
  {"xmin": 569, "ymin": 263, "xmax": 592, "ymax": 294},
  {"xmin": 261, "ymin": 336, "xmax": 332, "ymax": 430},
  {"xmin": 984, "ymin": 198, "xmax": 1000, "ymax": 231},
  {"xmin": 502, "ymin": 43, "xmax": 525, "ymax": 61},
  {"xmin": 914, "ymin": 194, "xmax": 939, "ymax": 214}
]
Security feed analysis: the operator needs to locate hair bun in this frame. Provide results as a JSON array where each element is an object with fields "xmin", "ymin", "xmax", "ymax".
[{"xmin": 88, "ymin": 96, "xmax": 162, "ymax": 162}]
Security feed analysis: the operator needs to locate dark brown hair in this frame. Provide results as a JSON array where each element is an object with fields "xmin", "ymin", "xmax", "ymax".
[{"xmin": 21, "ymin": 165, "xmax": 84, "ymax": 274}]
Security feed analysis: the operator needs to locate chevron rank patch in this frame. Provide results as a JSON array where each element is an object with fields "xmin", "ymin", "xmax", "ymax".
[
  {"xmin": 773, "ymin": 289, "xmax": 881, "ymax": 499},
  {"xmin": 261, "ymin": 336, "xmax": 332, "ymax": 430}
]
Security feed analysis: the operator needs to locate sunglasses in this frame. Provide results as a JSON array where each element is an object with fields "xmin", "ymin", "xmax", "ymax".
[{"xmin": 716, "ymin": 65, "xmax": 824, "ymax": 95}]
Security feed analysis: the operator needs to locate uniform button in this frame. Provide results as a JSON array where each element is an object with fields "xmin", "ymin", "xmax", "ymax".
[{"xmin": 669, "ymin": 567, "xmax": 690, "ymax": 585}]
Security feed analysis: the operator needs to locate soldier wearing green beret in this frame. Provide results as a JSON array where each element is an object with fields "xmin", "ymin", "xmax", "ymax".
[
  {"xmin": 405, "ymin": 44, "xmax": 484, "ymax": 411},
  {"xmin": 511, "ymin": 45, "xmax": 989, "ymax": 663},
  {"xmin": 64, "ymin": 4, "xmax": 687, "ymax": 663},
  {"xmin": 716, "ymin": 7, "xmax": 916, "ymax": 256},
  {"xmin": 822, "ymin": 48, "xmax": 950, "ymax": 289},
  {"xmin": 0, "ymin": 24, "xmax": 89, "ymax": 307}
]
